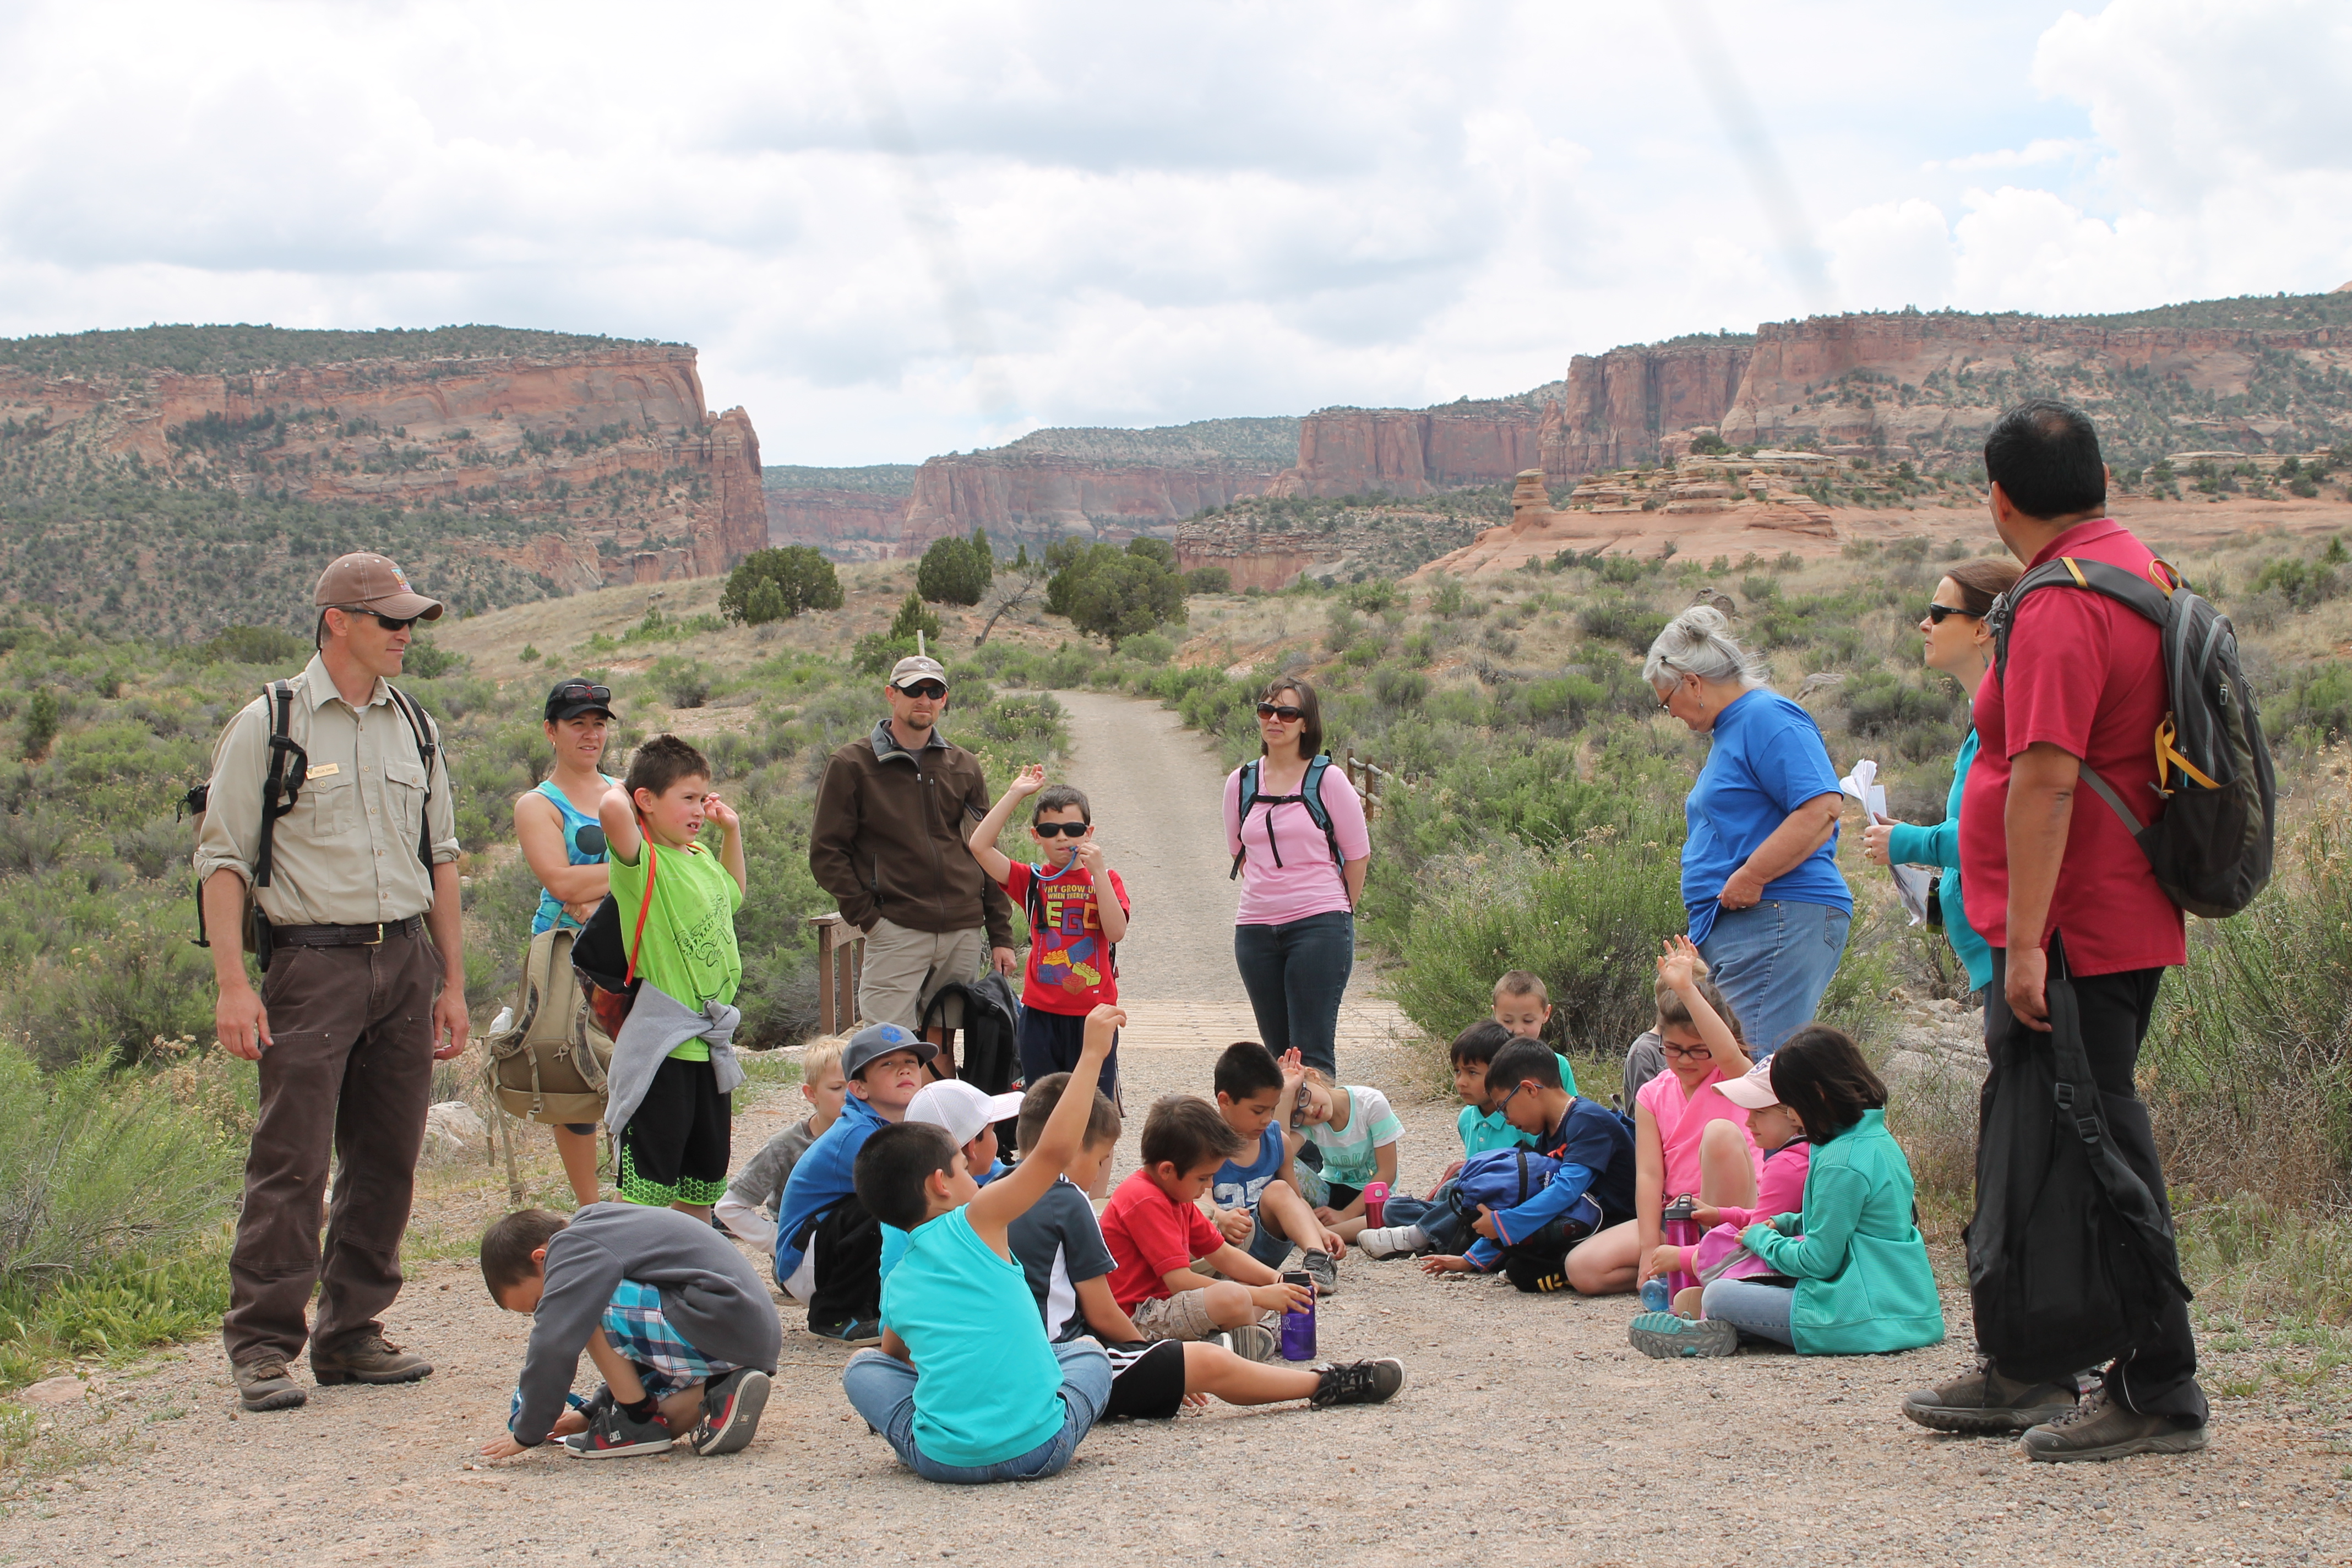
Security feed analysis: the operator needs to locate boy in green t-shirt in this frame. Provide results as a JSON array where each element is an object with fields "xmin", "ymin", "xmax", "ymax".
[{"xmin": 598, "ymin": 734, "xmax": 749, "ymax": 1216}]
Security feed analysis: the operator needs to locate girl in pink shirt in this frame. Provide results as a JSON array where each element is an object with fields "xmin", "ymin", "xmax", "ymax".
[
  {"xmin": 1562, "ymin": 937, "xmax": 1760, "ymax": 1295},
  {"xmin": 1649, "ymin": 1061, "xmax": 1810, "ymax": 1315}
]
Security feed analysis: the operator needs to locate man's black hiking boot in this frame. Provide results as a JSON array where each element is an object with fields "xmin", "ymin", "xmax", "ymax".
[
  {"xmin": 1901, "ymin": 1362, "xmax": 2078, "ymax": 1434},
  {"xmin": 1309, "ymin": 1359, "xmax": 1407, "ymax": 1408}
]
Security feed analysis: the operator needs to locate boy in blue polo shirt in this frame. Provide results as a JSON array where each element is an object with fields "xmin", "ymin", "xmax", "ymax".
[
  {"xmin": 1207, "ymin": 1041, "xmax": 1346, "ymax": 1293},
  {"xmin": 838, "ymin": 1004, "xmax": 1121, "ymax": 1483}
]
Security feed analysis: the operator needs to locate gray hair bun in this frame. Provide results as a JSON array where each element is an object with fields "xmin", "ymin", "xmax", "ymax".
[{"xmin": 1643, "ymin": 604, "xmax": 1767, "ymax": 690}]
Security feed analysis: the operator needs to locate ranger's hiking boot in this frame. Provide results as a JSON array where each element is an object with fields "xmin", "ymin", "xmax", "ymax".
[
  {"xmin": 232, "ymin": 1358, "xmax": 307, "ymax": 1412},
  {"xmin": 2021, "ymin": 1387, "xmax": 2208, "ymax": 1463},
  {"xmin": 686, "ymin": 1368, "xmax": 772, "ymax": 1458},
  {"xmin": 309, "ymin": 1333, "xmax": 432, "ymax": 1387},
  {"xmin": 1628, "ymin": 1311, "xmax": 1739, "ymax": 1359},
  {"xmin": 1309, "ymin": 1358, "xmax": 1407, "ymax": 1408},
  {"xmin": 1901, "ymin": 1362, "xmax": 2078, "ymax": 1435}
]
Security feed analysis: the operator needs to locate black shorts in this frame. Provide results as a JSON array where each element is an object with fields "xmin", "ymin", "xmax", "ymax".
[
  {"xmin": 1102, "ymin": 1337, "xmax": 1187, "ymax": 1421},
  {"xmin": 618, "ymin": 1055, "xmax": 731, "ymax": 1207},
  {"xmin": 1017, "ymin": 1008, "xmax": 1120, "ymax": 1102}
]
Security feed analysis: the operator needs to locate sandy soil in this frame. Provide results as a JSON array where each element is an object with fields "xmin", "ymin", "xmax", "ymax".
[{"xmin": 6, "ymin": 693, "xmax": 2349, "ymax": 1565}]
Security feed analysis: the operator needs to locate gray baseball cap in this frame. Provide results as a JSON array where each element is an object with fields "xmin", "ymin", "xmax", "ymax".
[
  {"xmin": 841, "ymin": 1021, "xmax": 938, "ymax": 1080},
  {"xmin": 888, "ymin": 655, "xmax": 948, "ymax": 690}
]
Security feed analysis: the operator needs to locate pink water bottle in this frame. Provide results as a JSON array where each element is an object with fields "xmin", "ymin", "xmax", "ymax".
[
  {"xmin": 1660, "ymin": 1193, "xmax": 1701, "ymax": 1297},
  {"xmin": 1362, "ymin": 1181, "xmax": 1389, "ymax": 1227}
]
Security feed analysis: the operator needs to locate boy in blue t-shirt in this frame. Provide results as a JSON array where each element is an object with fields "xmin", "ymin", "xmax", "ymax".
[
  {"xmin": 1206, "ymin": 1042, "xmax": 1346, "ymax": 1293},
  {"xmin": 837, "ymin": 1005, "xmax": 1122, "ymax": 1483},
  {"xmin": 1422, "ymin": 1040, "xmax": 1636, "ymax": 1295}
]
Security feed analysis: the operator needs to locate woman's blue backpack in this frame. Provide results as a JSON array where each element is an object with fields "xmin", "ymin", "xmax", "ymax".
[{"xmin": 1452, "ymin": 1147, "xmax": 1561, "ymax": 1211}]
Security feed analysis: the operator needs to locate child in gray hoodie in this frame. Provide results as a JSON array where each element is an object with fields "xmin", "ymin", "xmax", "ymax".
[{"xmin": 478, "ymin": 1202, "xmax": 783, "ymax": 1459}]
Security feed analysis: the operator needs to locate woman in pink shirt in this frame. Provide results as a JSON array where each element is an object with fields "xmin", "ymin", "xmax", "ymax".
[
  {"xmin": 1225, "ymin": 678, "xmax": 1371, "ymax": 1079},
  {"xmin": 1567, "ymin": 938, "xmax": 1760, "ymax": 1295}
]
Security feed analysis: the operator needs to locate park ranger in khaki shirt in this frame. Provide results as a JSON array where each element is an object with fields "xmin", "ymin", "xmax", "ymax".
[{"xmin": 194, "ymin": 551, "xmax": 470, "ymax": 1413}]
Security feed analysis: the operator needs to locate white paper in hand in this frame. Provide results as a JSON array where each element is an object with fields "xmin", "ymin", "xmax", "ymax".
[{"xmin": 1839, "ymin": 758, "xmax": 1934, "ymax": 926}]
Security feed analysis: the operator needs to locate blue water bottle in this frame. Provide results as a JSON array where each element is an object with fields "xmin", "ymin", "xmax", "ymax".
[{"xmin": 1278, "ymin": 1269, "xmax": 1316, "ymax": 1360}]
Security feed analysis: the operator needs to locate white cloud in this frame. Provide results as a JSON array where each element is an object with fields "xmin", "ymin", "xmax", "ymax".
[{"xmin": 0, "ymin": 1, "xmax": 2346, "ymax": 461}]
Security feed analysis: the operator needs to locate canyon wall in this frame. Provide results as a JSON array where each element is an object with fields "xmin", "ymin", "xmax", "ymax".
[
  {"xmin": 898, "ymin": 449, "xmax": 1281, "ymax": 554},
  {"xmin": 1273, "ymin": 403, "xmax": 1548, "ymax": 498},
  {"xmin": 1544, "ymin": 340, "xmax": 1753, "ymax": 482},
  {"xmin": 765, "ymin": 488, "xmax": 908, "ymax": 560},
  {"xmin": 0, "ymin": 345, "xmax": 767, "ymax": 586}
]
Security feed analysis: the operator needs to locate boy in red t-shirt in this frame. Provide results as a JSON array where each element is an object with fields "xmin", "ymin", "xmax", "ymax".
[
  {"xmin": 970, "ymin": 767, "xmax": 1133, "ymax": 1184},
  {"xmin": 1096, "ymin": 1096, "xmax": 1311, "ymax": 1357}
]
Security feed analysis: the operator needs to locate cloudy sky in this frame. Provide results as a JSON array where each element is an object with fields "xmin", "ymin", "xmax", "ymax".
[{"xmin": 2, "ymin": 0, "xmax": 2346, "ymax": 464}]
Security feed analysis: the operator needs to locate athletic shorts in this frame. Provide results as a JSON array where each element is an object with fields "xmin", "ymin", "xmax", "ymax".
[
  {"xmin": 618, "ymin": 1054, "xmax": 731, "ymax": 1208},
  {"xmin": 1016, "ymin": 1008, "xmax": 1121, "ymax": 1108},
  {"xmin": 1102, "ymin": 1338, "xmax": 1188, "ymax": 1421}
]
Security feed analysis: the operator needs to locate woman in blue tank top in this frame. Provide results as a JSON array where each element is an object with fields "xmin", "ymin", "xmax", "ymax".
[{"xmin": 513, "ymin": 677, "xmax": 620, "ymax": 1206}]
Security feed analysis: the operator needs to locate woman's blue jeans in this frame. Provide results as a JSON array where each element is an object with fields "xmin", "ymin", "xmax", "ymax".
[
  {"xmin": 1696, "ymin": 900, "xmax": 1851, "ymax": 1057},
  {"xmin": 841, "ymin": 1341, "xmax": 1112, "ymax": 1483},
  {"xmin": 1233, "ymin": 911, "xmax": 1354, "ymax": 1079},
  {"xmin": 1700, "ymin": 1277, "xmax": 1796, "ymax": 1346}
]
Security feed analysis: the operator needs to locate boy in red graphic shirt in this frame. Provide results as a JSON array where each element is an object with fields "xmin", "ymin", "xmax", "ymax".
[{"xmin": 971, "ymin": 766, "xmax": 1131, "ymax": 1189}]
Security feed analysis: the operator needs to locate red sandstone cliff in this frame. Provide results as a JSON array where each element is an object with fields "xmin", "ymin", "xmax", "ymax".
[
  {"xmin": 897, "ymin": 450, "xmax": 1280, "ymax": 553},
  {"xmin": 1272, "ymin": 404, "xmax": 1547, "ymax": 498},
  {"xmin": 0, "ymin": 346, "xmax": 767, "ymax": 586},
  {"xmin": 1544, "ymin": 341, "xmax": 1752, "ymax": 482}
]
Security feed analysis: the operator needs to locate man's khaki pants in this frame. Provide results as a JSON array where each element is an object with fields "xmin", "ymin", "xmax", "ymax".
[
  {"xmin": 222, "ymin": 931, "xmax": 437, "ymax": 1368},
  {"xmin": 857, "ymin": 916, "xmax": 984, "ymax": 1033}
]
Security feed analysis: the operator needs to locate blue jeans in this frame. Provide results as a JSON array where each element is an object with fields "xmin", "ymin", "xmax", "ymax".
[
  {"xmin": 1234, "ymin": 911, "xmax": 1354, "ymax": 1079},
  {"xmin": 1701, "ymin": 1277, "xmax": 1796, "ymax": 1346},
  {"xmin": 841, "ymin": 1341, "xmax": 1112, "ymax": 1484},
  {"xmin": 1378, "ymin": 1189, "xmax": 1471, "ymax": 1254},
  {"xmin": 1695, "ymin": 900, "xmax": 1851, "ymax": 1057}
]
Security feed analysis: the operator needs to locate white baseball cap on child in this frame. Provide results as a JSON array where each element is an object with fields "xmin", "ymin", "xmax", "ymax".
[
  {"xmin": 1717, "ymin": 1061, "xmax": 1781, "ymax": 1110},
  {"xmin": 905, "ymin": 1079, "xmax": 1025, "ymax": 1145}
]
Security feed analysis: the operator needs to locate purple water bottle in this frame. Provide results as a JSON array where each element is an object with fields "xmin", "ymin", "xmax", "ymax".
[{"xmin": 1278, "ymin": 1269, "xmax": 1316, "ymax": 1360}]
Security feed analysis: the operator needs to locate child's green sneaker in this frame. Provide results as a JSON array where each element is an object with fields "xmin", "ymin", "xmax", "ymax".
[{"xmin": 1628, "ymin": 1311, "xmax": 1739, "ymax": 1359}]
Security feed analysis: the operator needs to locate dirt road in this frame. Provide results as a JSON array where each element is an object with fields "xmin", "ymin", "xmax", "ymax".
[{"xmin": 5, "ymin": 694, "xmax": 2346, "ymax": 1565}]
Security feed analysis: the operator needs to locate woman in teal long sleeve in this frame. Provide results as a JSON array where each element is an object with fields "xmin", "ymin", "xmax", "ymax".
[
  {"xmin": 1627, "ymin": 1027, "xmax": 1942, "ymax": 1358},
  {"xmin": 1861, "ymin": 559, "xmax": 2022, "ymax": 996}
]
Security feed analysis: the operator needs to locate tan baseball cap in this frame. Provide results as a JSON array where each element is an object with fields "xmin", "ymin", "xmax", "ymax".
[
  {"xmin": 313, "ymin": 552, "xmax": 444, "ymax": 622},
  {"xmin": 888, "ymin": 654, "xmax": 948, "ymax": 690}
]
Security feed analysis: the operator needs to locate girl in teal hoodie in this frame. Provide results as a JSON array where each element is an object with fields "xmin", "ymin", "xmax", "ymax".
[{"xmin": 1630, "ymin": 1026, "xmax": 1944, "ymax": 1358}]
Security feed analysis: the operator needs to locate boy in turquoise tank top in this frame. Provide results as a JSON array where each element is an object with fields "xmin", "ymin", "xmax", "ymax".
[{"xmin": 838, "ymin": 1005, "xmax": 1121, "ymax": 1483}]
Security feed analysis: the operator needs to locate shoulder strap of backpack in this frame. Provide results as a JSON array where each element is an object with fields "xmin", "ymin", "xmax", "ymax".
[
  {"xmin": 383, "ymin": 684, "xmax": 439, "ymax": 871},
  {"xmin": 1302, "ymin": 752, "xmax": 1342, "ymax": 873},
  {"xmin": 623, "ymin": 839, "xmax": 657, "ymax": 989},
  {"xmin": 1228, "ymin": 759, "xmax": 1260, "ymax": 881},
  {"xmin": 254, "ymin": 680, "xmax": 307, "ymax": 889}
]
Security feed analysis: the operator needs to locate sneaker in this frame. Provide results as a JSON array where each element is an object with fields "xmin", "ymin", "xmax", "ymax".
[
  {"xmin": 309, "ymin": 1333, "xmax": 432, "ymax": 1387},
  {"xmin": 686, "ymin": 1368, "xmax": 771, "ymax": 1457},
  {"xmin": 1900, "ymin": 1362, "xmax": 2079, "ymax": 1435},
  {"xmin": 231, "ymin": 1358, "xmax": 307, "ymax": 1412},
  {"xmin": 1300, "ymin": 1249, "xmax": 1340, "ymax": 1297},
  {"xmin": 1228, "ymin": 1323, "xmax": 1281, "ymax": 1364},
  {"xmin": 564, "ymin": 1403, "xmax": 674, "ymax": 1458},
  {"xmin": 811, "ymin": 1318, "xmax": 883, "ymax": 1346},
  {"xmin": 2019, "ymin": 1387, "xmax": 2208, "ymax": 1463},
  {"xmin": 1356, "ymin": 1225, "xmax": 1425, "ymax": 1260},
  {"xmin": 1628, "ymin": 1311, "xmax": 1739, "ymax": 1359},
  {"xmin": 1309, "ymin": 1358, "xmax": 1407, "ymax": 1408}
]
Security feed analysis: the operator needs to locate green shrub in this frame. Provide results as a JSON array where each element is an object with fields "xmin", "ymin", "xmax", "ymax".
[
  {"xmin": 2284, "ymin": 661, "xmax": 2352, "ymax": 740},
  {"xmin": 1117, "ymin": 632, "xmax": 1177, "ymax": 666},
  {"xmin": 402, "ymin": 634, "xmax": 463, "ymax": 679},
  {"xmin": 2251, "ymin": 554, "xmax": 2340, "ymax": 612},
  {"xmin": 1841, "ymin": 670, "xmax": 1961, "ymax": 737},
  {"xmin": 200, "ymin": 625, "xmax": 307, "ymax": 666},
  {"xmin": 1382, "ymin": 821, "xmax": 1687, "ymax": 1058},
  {"xmin": 1044, "ymin": 541, "xmax": 1186, "ymax": 643},
  {"xmin": 1577, "ymin": 597, "xmax": 1668, "ymax": 653},
  {"xmin": 21, "ymin": 689, "xmax": 57, "ymax": 760},
  {"xmin": 1370, "ymin": 665, "xmax": 1429, "ymax": 709},
  {"xmin": 890, "ymin": 591, "xmax": 942, "ymax": 644},
  {"xmin": 720, "ymin": 546, "xmax": 844, "ymax": 624},
  {"xmin": 1184, "ymin": 566, "xmax": 1233, "ymax": 595},
  {"xmin": 647, "ymin": 656, "xmax": 715, "ymax": 710},
  {"xmin": 916, "ymin": 532, "xmax": 993, "ymax": 606}
]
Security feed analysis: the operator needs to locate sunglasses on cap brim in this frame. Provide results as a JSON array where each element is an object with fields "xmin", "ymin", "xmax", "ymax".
[{"xmin": 552, "ymin": 682, "xmax": 613, "ymax": 706}]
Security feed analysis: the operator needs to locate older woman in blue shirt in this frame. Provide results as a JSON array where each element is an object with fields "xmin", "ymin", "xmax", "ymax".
[
  {"xmin": 1645, "ymin": 606, "xmax": 1850, "ymax": 1061},
  {"xmin": 1860, "ymin": 558, "xmax": 2022, "ymax": 998}
]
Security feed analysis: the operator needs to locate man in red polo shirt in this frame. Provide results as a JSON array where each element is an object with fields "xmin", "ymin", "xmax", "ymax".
[{"xmin": 1901, "ymin": 400, "xmax": 2207, "ymax": 1460}]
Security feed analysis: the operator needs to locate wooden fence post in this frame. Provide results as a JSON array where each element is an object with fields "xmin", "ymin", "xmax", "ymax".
[{"xmin": 808, "ymin": 912, "xmax": 867, "ymax": 1035}]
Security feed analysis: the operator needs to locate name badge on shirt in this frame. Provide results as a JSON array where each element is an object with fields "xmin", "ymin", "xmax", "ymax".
[{"xmin": 306, "ymin": 763, "xmax": 340, "ymax": 780}]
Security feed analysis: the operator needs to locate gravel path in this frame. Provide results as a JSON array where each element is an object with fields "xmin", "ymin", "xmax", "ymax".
[{"xmin": 6, "ymin": 694, "xmax": 2348, "ymax": 1564}]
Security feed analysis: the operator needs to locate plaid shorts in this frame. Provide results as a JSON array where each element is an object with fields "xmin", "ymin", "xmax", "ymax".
[{"xmin": 601, "ymin": 1281, "xmax": 736, "ymax": 1396}]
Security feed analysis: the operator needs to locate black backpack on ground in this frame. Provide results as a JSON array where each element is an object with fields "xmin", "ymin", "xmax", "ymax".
[
  {"xmin": 1963, "ymin": 939, "xmax": 2192, "ymax": 1383},
  {"xmin": 1989, "ymin": 555, "xmax": 2275, "ymax": 918},
  {"xmin": 924, "ymin": 971, "xmax": 1025, "ymax": 1150}
]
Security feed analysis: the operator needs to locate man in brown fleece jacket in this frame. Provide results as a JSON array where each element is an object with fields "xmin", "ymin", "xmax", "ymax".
[{"xmin": 809, "ymin": 655, "xmax": 1015, "ymax": 1041}]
